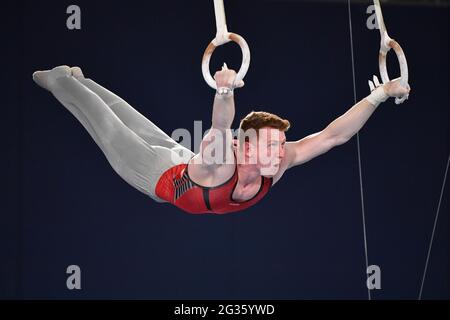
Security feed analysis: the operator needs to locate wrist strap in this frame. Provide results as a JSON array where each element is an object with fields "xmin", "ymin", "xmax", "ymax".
[
  {"xmin": 366, "ymin": 86, "xmax": 389, "ymax": 107},
  {"xmin": 216, "ymin": 87, "xmax": 233, "ymax": 96}
]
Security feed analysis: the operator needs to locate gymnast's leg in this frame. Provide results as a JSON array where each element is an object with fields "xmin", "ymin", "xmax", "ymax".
[
  {"xmin": 32, "ymin": 65, "xmax": 175, "ymax": 202},
  {"xmin": 69, "ymin": 67, "xmax": 188, "ymax": 155}
]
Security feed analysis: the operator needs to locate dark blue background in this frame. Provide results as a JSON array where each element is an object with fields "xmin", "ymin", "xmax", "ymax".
[{"xmin": 1, "ymin": 0, "xmax": 448, "ymax": 299}]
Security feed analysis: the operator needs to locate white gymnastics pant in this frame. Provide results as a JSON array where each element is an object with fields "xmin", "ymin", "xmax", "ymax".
[{"xmin": 48, "ymin": 73, "xmax": 194, "ymax": 202}]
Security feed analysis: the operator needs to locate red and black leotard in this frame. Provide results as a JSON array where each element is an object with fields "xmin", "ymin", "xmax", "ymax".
[{"xmin": 155, "ymin": 157, "xmax": 273, "ymax": 214}]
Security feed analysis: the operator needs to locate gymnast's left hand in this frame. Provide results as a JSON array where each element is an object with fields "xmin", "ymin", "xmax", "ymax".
[{"xmin": 383, "ymin": 77, "xmax": 411, "ymax": 98}]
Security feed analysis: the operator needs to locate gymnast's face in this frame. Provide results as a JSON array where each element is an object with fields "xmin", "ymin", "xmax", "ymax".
[{"xmin": 242, "ymin": 127, "xmax": 286, "ymax": 177}]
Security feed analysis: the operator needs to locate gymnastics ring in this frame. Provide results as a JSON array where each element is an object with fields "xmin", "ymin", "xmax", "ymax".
[
  {"xmin": 374, "ymin": 0, "xmax": 409, "ymax": 105},
  {"xmin": 202, "ymin": 0, "xmax": 250, "ymax": 90},
  {"xmin": 202, "ymin": 32, "xmax": 250, "ymax": 90}
]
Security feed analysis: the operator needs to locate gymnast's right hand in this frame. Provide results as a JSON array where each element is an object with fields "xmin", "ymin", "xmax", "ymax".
[{"xmin": 214, "ymin": 63, "xmax": 245, "ymax": 90}]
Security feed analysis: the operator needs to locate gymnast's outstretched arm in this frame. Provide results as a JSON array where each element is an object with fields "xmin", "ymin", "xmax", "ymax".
[
  {"xmin": 285, "ymin": 78, "xmax": 412, "ymax": 168},
  {"xmin": 190, "ymin": 65, "xmax": 244, "ymax": 170}
]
